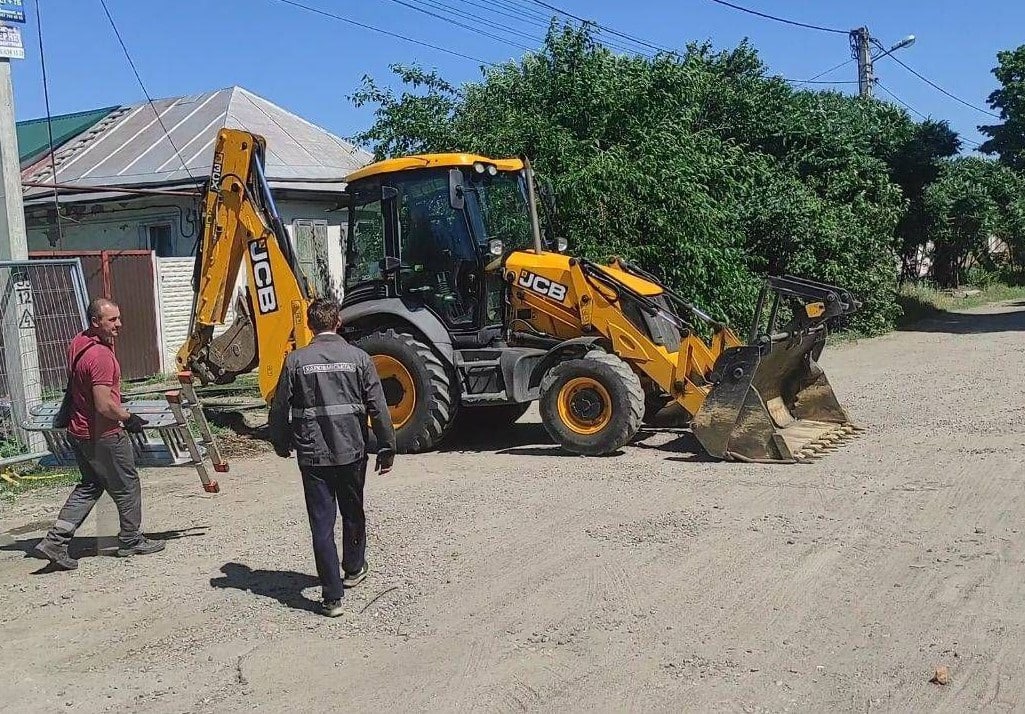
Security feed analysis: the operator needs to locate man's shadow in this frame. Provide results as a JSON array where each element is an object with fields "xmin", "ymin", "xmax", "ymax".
[
  {"xmin": 210, "ymin": 562, "xmax": 321, "ymax": 613},
  {"xmin": 1, "ymin": 528, "xmax": 207, "ymax": 574}
]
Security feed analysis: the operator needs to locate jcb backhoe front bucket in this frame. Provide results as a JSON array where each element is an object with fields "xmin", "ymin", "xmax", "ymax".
[{"xmin": 691, "ymin": 276, "xmax": 862, "ymax": 463}]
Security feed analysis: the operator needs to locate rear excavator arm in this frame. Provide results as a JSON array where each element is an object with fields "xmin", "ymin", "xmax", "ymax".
[{"xmin": 176, "ymin": 128, "xmax": 314, "ymax": 402}]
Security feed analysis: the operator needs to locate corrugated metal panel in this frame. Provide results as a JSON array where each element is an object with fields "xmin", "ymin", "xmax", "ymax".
[
  {"xmin": 23, "ymin": 86, "xmax": 373, "ymax": 199},
  {"xmin": 106, "ymin": 253, "xmax": 161, "ymax": 380},
  {"xmin": 30, "ymin": 250, "xmax": 162, "ymax": 380}
]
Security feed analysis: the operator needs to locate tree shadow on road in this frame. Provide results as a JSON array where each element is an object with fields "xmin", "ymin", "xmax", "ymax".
[
  {"xmin": 0, "ymin": 527, "xmax": 207, "ymax": 574},
  {"xmin": 897, "ymin": 305, "xmax": 1025, "ymax": 335},
  {"xmin": 210, "ymin": 562, "xmax": 321, "ymax": 613}
]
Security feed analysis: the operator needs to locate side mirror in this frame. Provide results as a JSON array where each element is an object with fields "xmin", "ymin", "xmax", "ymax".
[
  {"xmin": 378, "ymin": 256, "xmax": 401, "ymax": 275},
  {"xmin": 448, "ymin": 169, "xmax": 465, "ymax": 211}
]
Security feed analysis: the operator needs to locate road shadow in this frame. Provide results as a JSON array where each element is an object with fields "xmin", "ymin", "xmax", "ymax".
[
  {"xmin": 496, "ymin": 445, "xmax": 627, "ymax": 457},
  {"xmin": 439, "ymin": 420, "xmax": 553, "ymax": 453},
  {"xmin": 633, "ymin": 429, "xmax": 717, "ymax": 463},
  {"xmin": 0, "ymin": 527, "xmax": 207, "ymax": 574},
  {"xmin": 210, "ymin": 562, "xmax": 320, "ymax": 613},
  {"xmin": 897, "ymin": 304, "xmax": 1025, "ymax": 335}
]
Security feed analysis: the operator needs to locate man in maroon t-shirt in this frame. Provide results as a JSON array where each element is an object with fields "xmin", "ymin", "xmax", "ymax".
[{"xmin": 34, "ymin": 298, "xmax": 166, "ymax": 570}]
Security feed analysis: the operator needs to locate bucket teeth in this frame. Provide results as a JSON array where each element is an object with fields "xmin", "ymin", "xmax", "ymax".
[{"xmin": 793, "ymin": 424, "xmax": 863, "ymax": 461}]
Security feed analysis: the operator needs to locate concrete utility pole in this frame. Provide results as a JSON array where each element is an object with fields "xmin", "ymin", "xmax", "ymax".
[
  {"xmin": 0, "ymin": 59, "xmax": 26, "ymax": 258},
  {"xmin": 0, "ymin": 55, "xmax": 44, "ymax": 452},
  {"xmin": 850, "ymin": 27, "xmax": 874, "ymax": 99}
]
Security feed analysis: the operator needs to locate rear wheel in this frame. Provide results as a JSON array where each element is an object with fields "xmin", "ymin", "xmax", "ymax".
[
  {"xmin": 538, "ymin": 350, "xmax": 644, "ymax": 456},
  {"xmin": 357, "ymin": 329, "xmax": 457, "ymax": 453}
]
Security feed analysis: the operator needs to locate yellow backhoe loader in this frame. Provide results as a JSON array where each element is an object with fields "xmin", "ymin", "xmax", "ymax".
[{"xmin": 178, "ymin": 128, "xmax": 862, "ymax": 463}]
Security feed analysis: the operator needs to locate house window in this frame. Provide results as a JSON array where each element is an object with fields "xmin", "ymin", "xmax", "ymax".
[{"xmin": 144, "ymin": 223, "xmax": 175, "ymax": 257}]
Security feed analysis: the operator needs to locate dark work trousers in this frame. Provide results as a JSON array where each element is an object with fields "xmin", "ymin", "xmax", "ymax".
[
  {"xmin": 301, "ymin": 457, "xmax": 368, "ymax": 601},
  {"xmin": 40, "ymin": 431, "xmax": 143, "ymax": 550}
]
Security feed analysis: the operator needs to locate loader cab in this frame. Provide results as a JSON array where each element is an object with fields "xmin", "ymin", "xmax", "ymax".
[{"xmin": 343, "ymin": 154, "xmax": 553, "ymax": 343}]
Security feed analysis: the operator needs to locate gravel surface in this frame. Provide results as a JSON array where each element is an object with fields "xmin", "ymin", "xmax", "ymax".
[{"xmin": 2, "ymin": 302, "xmax": 1024, "ymax": 712}]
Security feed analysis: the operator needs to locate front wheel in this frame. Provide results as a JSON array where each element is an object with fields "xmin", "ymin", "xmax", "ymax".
[{"xmin": 538, "ymin": 350, "xmax": 644, "ymax": 456}]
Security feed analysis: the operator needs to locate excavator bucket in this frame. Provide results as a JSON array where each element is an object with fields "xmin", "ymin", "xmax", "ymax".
[{"xmin": 691, "ymin": 276, "xmax": 862, "ymax": 463}]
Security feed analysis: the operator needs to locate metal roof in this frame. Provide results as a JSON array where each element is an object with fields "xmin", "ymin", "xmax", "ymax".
[
  {"xmin": 16, "ymin": 105, "xmax": 119, "ymax": 166},
  {"xmin": 21, "ymin": 86, "xmax": 372, "ymax": 203}
]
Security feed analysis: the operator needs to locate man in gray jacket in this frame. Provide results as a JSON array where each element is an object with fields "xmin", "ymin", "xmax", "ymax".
[{"xmin": 269, "ymin": 298, "xmax": 396, "ymax": 617}]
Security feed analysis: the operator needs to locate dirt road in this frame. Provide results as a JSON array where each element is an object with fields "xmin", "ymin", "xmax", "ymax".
[{"xmin": 2, "ymin": 302, "xmax": 1025, "ymax": 712}]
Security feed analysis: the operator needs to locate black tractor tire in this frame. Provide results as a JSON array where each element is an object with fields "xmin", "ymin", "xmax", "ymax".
[
  {"xmin": 538, "ymin": 350, "xmax": 644, "ymax": 456},
  {"xmin": 356, "ymin": 329, "xmax": 458, "ymax": 454},
  {"xmin": 455, "ymin": 402, "xmax": 531, "ymax": 431}
]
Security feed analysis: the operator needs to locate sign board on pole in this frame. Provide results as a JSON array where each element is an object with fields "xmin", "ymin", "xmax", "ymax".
[
  {"xmin": 13, "ymin": 278, "xmax": 33, "ymax": 330},
  {"xmin": 0, "ymin": 1, "xmax": 24, "ymax": 24},
  {"xmin": 0, "ymin": 24, "xmax": 23, "ymax": 60}
]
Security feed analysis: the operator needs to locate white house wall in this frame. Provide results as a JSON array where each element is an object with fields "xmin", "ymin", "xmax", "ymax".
[{"xmin": 25, "ymin": 197, "xmax": 200, "ymax": 256}]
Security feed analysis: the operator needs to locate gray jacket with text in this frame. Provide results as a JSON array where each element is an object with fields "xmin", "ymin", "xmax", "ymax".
[{"xmin": 269, "ymin": 333, "xmax": 396, "ymax": 467}]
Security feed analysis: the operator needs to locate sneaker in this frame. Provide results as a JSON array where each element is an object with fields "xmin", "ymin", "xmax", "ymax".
[
  {"xmin": 343, "ymin": 562, "xmax": 369, "ymax": 588},
  {"xmin": 33, "ymin": 540, "xmax": 78, "ymax": 571},
  {"xmin": 116, "ymin": 537, "xmax": 166, "ymax": 557},
  {"xmin": 321, "ymin": 599, "xmax": 344, "ymax": 617}
]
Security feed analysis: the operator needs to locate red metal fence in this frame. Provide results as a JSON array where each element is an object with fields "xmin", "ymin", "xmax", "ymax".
[{"xmin": 29, "ymin": 250, "xmax": 162, "ymax": 380}]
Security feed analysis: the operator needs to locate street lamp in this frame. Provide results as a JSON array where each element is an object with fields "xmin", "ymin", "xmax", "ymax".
[{"xmin": 872, "ymin": 34, "xmax": 916, "ymax": 60}]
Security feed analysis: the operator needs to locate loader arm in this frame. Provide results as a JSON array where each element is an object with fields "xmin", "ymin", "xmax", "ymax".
[{"xmin": 176, "ymin": 128, "xmax": 314, "ymax": 402}]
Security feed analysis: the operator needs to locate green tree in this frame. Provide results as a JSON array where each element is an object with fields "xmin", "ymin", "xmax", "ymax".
[
  {"xmin": 924, "ymin": 157, "xmax": 1002, "ymax": 287},
  {"xmin": 979, "ymin": 45, "xmax": 1025, "ymax": 171},
  {"xmin": 886, "ymin": 120, "xmax": 961, "ymax": 281},
  {"xmin": 348, "ymin": 23, "xmax": 966, "ymax": 334}
]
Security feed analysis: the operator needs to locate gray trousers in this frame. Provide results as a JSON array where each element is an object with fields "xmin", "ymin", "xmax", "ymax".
[{"xmin": 41, "ymin": 431, "xmax": 143, "ymax": 549}]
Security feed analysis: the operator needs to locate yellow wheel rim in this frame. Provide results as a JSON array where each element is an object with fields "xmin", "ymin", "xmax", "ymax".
[
  {"xmin": 557, "ymin": 377, "xmax": 612, "ymax": 435},
  {"xmin": 373, "ymin": 355, "xmax": 416, "ymax": 429}
]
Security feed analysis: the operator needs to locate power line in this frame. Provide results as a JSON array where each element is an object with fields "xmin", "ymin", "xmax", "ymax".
[
  {"xmin": 476, "ymin": 0, "xmax": 551, "ymax": 27},
  {"xmin": 34, "ymin": 0, "xmax": 63, "ymax": 248},
  {"xmin": 507, "ymin": 0, "xmax": 645, "ymax": 56},
  {"xmin": 416, "ymin": 0, "xmax": 546, "ymax": 47},
  {"xmin": 382, "ymin": 0, "xmax": 537, "ymax": 52},
  {"xmin": 273, "ymin": 0, "xmax": 492, "ymax": 65},
  {"xmin": 875, "ymin": 81, "xmax": 927, "ymax": 119},
  {"xmin": 792, "ymin": 58, "xmax": 856, "ymax": 85},
  {"xmin": 792, "ymin": 79, "xmax": 858, "ymax": 85},
  {"xmin": 875, "ymin": 81, "xmax": 983, "ymax": 148},
  {"xmin": 884, "ymin": 54, "xmax": 1000, "ymax": 119},
  {"xmin": 706, "ymin": 0, "xmax": 848, "ymax": 35},
  {"xmin": 526, "ymin": 0, "xmax": 678, "ymax": 57},
  {"xmin": 98, "ymin": 0, "xmax": 202, "ymax": 186}
]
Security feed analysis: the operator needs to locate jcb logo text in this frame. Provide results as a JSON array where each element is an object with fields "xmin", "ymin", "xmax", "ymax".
[
  {"xmin": 249, "ymin": 240, "xmax": 278, "ymax": 314},
  {"xmin": 518, "ymin": 270, "xmax": 568, "ymax": 302}
]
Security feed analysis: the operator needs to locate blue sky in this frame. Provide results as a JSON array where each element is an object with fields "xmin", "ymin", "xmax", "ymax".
[{"xmin": 9, "ymin": 0, "xmax": 1022, "ymax": 154}]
